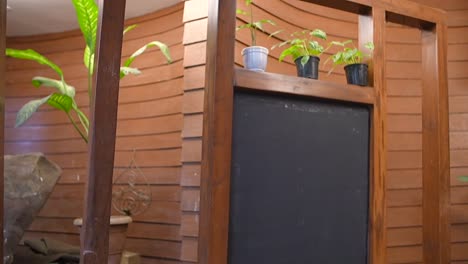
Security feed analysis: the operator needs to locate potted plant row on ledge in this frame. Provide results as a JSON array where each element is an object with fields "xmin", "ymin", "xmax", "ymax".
[{"xmin": 235, "ymin": 2, "xmax": 374, "ymax": 86}]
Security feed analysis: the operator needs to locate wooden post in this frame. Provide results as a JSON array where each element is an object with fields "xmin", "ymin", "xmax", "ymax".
[
  {"xmin": 421, "ymin": 23, "xmax": 450, "ymax": 264},
  {"xmin": 80, "ymin": 0, "xmax": 126, "ymax": 263},
  {"xmin": 359, "ymin": 7, "xmax": 387, "ymax": 264},
  {"xmin": 0, "ymin": 0, "xmax": 6, "ymax": 261},
  {"xmin": 198, "ymin": 0, "xmax": 237, "ymax": 263}
]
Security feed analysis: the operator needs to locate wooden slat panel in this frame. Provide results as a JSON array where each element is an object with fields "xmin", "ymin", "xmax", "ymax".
[
  {"xmin": 127, "ymin": 222, "xmax": 181, "ymax": 241},
  {"xmin": 387, "ymin": 246, "xmax": 422, "ymax": 263},
  {"xmin": 181, "ymin": 164, "xmax": 201, "ymax": 187},
  {"xmin": 388, "ymin": 227, "xmax": 422, "ymax": 247},
  {"xmin": 125, "ymin": 238, "xmax": 181, "ymax": 259},
  {"xmin": 181, "ymin": 213, "xmax": 199, "ymax": 237}
]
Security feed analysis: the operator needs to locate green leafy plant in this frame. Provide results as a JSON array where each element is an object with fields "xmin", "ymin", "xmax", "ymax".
[
  {"xmin": 6, "ymin": 0, "xmax": 171, "ymax": 143},
  {"xmin": 325, "ymin": 40, "xmax": 374, "ymax": 73},
  {"xmin": 236, "ymin": 0, "xmax": 276, "ymax": 46},
  {"xmin": 272, "ymin": 29, "xmax": 327, "ymax": 66}
]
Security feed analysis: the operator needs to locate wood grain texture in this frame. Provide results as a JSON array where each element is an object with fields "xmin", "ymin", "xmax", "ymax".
[
  {"xmin": 421, "ymin": 23, "xmax": 451, "ymax": 264},
  {"xmin": 81, "ymin": 0, "xmax": 127, "ymax": 263},
  {"xmin": 197, "ymin": 0, "xmax": 236, "ymax": 263},
  {"xmin": 235, "ymin": 68, "xmax": 375, "ymax": 104},
  {"xmin": 360, "ymin": 7, "xmax": 387, "ymax": 264}
]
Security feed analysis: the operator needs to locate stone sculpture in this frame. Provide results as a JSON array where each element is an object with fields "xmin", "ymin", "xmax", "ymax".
[{"xmin": 3, "ymin": 153, "xmax": 62, "ymax": 264}]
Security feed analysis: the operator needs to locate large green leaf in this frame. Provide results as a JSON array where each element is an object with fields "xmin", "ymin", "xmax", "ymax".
[
  {"xmin": 6, "ymin": 49, "xmax": 63, "ymax": 78},
  {"xmin": 47, "ymin": 93, "xmax": 73, "ymax": 113},
  {"xmin": 120, "ymin": 67, "xmax": 141, "ymax": 79},
  {"xmin": 16, "ymin": 95, "xmax": 52, "ymax": 127},
  {"xmin": 32, "ymin": 77, "xmax": 76, "ymax": 98},
  {"xmin": 124, "ymin": 41, "xmax": 172, "ymax": 67},
  {"xmin": 72, "ymin": 0, "xmax": 98, "ymax": 51},
  {"xmin": 83, "ymin": 45, "xmax": 95, "ymax": 72},
  {"xmin": 279, "ymin": 45, "xmax": 302, "ymax": 61}
]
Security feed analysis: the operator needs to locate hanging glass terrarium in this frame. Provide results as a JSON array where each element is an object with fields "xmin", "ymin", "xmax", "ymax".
[{"xmin": 112, "ymin": 150, "xmax": 151, "ymax": 216}]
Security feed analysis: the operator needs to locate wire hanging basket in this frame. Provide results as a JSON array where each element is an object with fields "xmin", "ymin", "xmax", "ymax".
[{"xmin": 112, "ymin": 149, "xmax": 152, "ymax": 216}]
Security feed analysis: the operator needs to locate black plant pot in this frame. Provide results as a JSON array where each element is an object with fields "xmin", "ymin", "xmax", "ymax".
[
  {"xmin": 344, "ymin": 63, "xmax": 369, "ymax": 86},
  {"xmin": 294, "ymin": 56, "xmax": 320, "ymax": 79}
]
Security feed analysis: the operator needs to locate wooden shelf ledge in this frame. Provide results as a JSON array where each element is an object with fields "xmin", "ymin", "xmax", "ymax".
[{"xmin": 234, "ymin": 68, "xmax": 375, "ymax": 105}]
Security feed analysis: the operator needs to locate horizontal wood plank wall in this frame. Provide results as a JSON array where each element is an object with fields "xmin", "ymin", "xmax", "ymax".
[
  {"xmin": 445, "ymin": 4, "xmax": 468, "ymax": 263},
  {"xmin": 6, "ymin": 3, "xmax": 185, "ymax": 263},
  {"xmin": 180, "ymin": 0, "xmax": 208, "ymax": 262}
]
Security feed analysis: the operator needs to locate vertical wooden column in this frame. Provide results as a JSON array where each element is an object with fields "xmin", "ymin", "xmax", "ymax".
[
  {"xmin": 0, "ymin": 0, "xmax": 5, "ymax": 261},
  {"xmin": 421, "ymin": 23, "xmax": 450, "ymax": 264},
  {"xmin": 81, "ymin": 0, "xmax": 126, "ymax": 263},
  {"xmin": 198, "ymin": 0, "xmax": 237, "ymax": 263},
  {"xmin": 359, "ymin": 7, "xmax": 387, "ymax": 264}
]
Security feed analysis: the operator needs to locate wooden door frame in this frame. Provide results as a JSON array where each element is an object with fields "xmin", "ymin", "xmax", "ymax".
[{"xmin": 199, "ymin": 0, "xmax": 449, "ymax": 264}]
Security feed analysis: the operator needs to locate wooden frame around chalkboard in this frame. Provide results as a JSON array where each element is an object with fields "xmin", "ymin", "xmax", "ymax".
[{"xmin": 199, "ymin": 0, "xmax": 449, "ymax": 264}]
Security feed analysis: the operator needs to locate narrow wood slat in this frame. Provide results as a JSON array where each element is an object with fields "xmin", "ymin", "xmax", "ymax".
[
  {"xmin": 81, "ymin": 0, "xmax": 127, "ymax": 263},
  {"xmin": 359, "ymin": 7, "xmax": 387, "ymax": 264},
  {"xmin": 235, "ymin": 68, "xmax": 375, "ymax": 105},
  {"xmin": 421, "ymin": 23, "xmax": 451, "ymax": 264},
  {"xmin": 198, "ymin": 0, "xmax": 237, "ymax": 263}
]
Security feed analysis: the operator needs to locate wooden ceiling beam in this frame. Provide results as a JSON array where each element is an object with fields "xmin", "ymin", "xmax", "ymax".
[{"xmin": 300, "ymin": 0, "xmax": 446, "ymax": 26}]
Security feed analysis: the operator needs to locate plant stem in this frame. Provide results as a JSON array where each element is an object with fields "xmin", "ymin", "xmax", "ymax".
[
  {"xmin": 67, "ymin": 112, "xmax": 88, "ymax": 143},
  {"xmin": 250, "ymin": 3, "xmax": 255, "ymax": 46},
  {"xmin": 87, "ymin": 54, "xmax": 93, "ymax": 104},
  {"xmin": 74, "ymin": 105, "xmax": 89, "ymax": 134}
]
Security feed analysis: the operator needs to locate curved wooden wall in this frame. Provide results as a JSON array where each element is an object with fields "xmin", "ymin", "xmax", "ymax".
[{"xmin": 6, "ymin": 3, "xmax": 185, "ymax": 263}]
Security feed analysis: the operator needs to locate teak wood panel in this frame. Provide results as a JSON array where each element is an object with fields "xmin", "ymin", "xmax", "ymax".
[
  {"xmin": 198, "ymin": 0, "xmax": 237, "ymax": 263},
  {"xmin": 199, "ymin": 0, "xmax": 449, "ymax": 264},
  {"xmin": 421, "ymin": 24, "xmax": 451, "ymax": 264},
  {"xmin": 5, "ymin": 4, "xmax": 185, "ymax": 263}
]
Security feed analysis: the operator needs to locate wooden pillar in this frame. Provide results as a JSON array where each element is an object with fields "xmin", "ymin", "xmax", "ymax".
[
  {"xmin": 359, "ymin": 7, "xmax": 387, "ymax": 264},
  {"xmin": 421, "ymin": 22, "xmax": 450, "ymax": 264},
  {"xmin": 0, "ymin": 0, "xmax": 5, "ymax": 261},
  {"xmin": 80, "ymin": 0, "xmax": 126, "ymax": 263},
  {"xmin": 180, "ymin": 0, "xmax": 209, "ymax": 261},
  {"xmin": 198, "ymin": 0, "xmax": 237, "ymax": 263}
]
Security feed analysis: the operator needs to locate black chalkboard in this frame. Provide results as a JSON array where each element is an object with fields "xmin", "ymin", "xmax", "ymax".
[{"xmin": 228, "ymin": 91, "xmax": 370, "ymax": 264}]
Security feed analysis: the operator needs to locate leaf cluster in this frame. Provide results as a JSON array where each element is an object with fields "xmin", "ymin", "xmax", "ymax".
[
  {"xmin": 324, "ymin": 40, "xmax": 374, "ymax": 74},
  {"xmin": 327, "ymin": 40, "xmax": 374, "ymax": 66},
  {"xmin": 236, "ymin": 0, "xmax": 276, "ymax": 46},
  {"xmin": 6, "ymin": 0, "xmax": 172, "ymax": 143},
  {"xmin": 272, "ymin": 29, "xmax": 327, "ymax": 66}
]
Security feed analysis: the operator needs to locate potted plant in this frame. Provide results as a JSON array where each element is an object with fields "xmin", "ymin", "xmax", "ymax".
[
  {"xmin": 273, "ymin": 29, "xmax": 327, "ymax": 79},
  {"xmin": 326, "ymin": 40, "xmax": 374, "ymax": 86},
  {"xmin": 5, "ymin": 0, "xmax": 171, "ymax": 261},
  {"xmin": 237, "ymin": 0, "xmax": 276, "ymax": 72}
]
